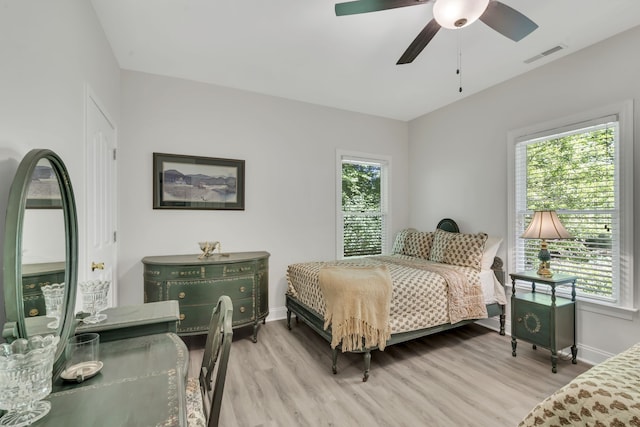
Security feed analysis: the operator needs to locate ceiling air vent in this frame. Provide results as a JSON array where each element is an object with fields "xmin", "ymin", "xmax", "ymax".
[{"xmin": 524, "ymin": 45, "xmax": 566, "ymax": 64}]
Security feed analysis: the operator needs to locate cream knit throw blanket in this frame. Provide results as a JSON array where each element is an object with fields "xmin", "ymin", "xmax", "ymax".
[{"xmin": 318, "ymin": 265, "xmax": 392, "ymax": 352}]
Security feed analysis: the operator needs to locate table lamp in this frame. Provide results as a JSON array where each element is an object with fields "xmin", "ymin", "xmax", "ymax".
[{"xmin": 521, "ymin": 210, "xmax": 572, "ymax": 277}]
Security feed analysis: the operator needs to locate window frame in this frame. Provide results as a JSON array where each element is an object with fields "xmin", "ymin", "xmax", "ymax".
[
  {"xmin": 336, "ymin": 150, "xmax": 391, "ymax": 260},
  {"xmin": 507, "ymin": 100, "xmax": 634, "ymax": 311}
]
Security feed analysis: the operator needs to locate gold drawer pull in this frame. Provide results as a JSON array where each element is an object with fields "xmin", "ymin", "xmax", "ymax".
[
  {"xmin": 29, "ymin": 308, "xmax": 39, "ymax": 317},
  {"xmin": 179, "ymin": 313, "xmax": 185, "ymax": 321},
  {"xmin": 239, "ymin": 286, "xmax": 246, "ymax": 293},
  {"xmin": 239, "ymin": 306, "xmax": 246, "ymax": 313},
  {"xmin": 27, "ymin": 283, "xmax": 36, "ymax": 289},
  {"xmin": 178, "ymin": 292, "xmax": 186, "ymax": 299}
]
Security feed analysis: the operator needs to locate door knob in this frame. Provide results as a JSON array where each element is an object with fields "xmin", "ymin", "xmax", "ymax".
[{"xmin": 91, "ymin": 262, "xmax": 105, "ymax": 271}]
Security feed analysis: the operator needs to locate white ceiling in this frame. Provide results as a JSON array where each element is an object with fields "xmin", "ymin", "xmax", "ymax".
[{"xmin": 91, "ymin": 0, "xmax": 640, "ymax": 121}]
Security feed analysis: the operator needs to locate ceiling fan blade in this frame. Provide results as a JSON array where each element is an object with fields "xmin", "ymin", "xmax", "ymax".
[
  {"xmin": 480, "ymin": 1, "xmax": 538, "ymax": 42},
  {"xmin": 335, "ymin": 0, "xmax": 429, "ymax": 16},
  {"xmin": 397, "ymin": 19, "xmax": 441, "ymax": 65}
]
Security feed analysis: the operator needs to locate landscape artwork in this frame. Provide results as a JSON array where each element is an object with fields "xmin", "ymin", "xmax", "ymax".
[
  {"xmin": 26, "ymin": 161, "xmax": 62, "ymax": 208},
  {"xmin": 153, "ymin": 153, "xmax": 245, "ymax": 210}
]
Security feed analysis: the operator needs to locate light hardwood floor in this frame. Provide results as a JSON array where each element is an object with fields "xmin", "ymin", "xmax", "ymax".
[{"xmin": 184, "ymin": 319, "xmax": 590, "ymax": 427}]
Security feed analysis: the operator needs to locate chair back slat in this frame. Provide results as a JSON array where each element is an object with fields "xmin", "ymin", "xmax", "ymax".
[{"xmin": 199, "ymin": 295, "xmax": 233, "ymax": 427}]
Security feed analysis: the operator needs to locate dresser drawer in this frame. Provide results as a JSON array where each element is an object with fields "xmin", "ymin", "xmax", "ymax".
[
  {"xmin": 22, "ymin": 271, "xmax": 66, "ymax": 296},
  {"xmin": 167, "ymin": 277, "xmax": 254, "ymax": 304},
  {"xmin": 219, "ymin": 261, "xmax": 256, "ymax": 277},
  {"xmin": 177, "ymin": 305, "xmax": 212, "ymax": 334},
  {"xmin": 178, "ymin": 298, "xmax": 255, "ymax": 333},
  {"xmin": 232, "ymin": 297, "xmax": 256, "ymax": 325},
  {"xmin": 23, "ymin": 294, "xmax": 45, "ymax": 318},
  {"xmin": 145, "ymin": 264, "xmax": 208, "ymax": 280},
  {"xmin": 145, "ymin": 261, "xmax": 257, "ymax": 280}
]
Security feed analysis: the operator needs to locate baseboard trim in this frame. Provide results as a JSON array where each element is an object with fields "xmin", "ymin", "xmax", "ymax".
[
  {"xmin": 266, "ymin": 306, "xmax": 288, "ymax": 322},
  {"xmin": 501, "ymin": 319, "xmax": 612, "ymax": 365}
]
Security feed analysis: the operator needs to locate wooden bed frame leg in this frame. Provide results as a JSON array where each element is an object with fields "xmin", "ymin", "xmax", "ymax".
[
  {"xmin": 286, "ymin": 309, "xmax": 292, "ymax": 330},
  {"xmin": 499, "ymin": 306, "xmax": 506, "ymax": 336},
  {"xmin": 362, "ymin": 351, "xmax": 371, "ymax": 382},
  {"xmin": 332, "ymin": 348, "xmax": 338, "ymax": 375}
]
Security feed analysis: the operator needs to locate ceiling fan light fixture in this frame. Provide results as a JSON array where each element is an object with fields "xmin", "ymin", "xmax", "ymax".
[{"xmin": 433, "ymin": 0, "xmax": 490, "ymax": 29}]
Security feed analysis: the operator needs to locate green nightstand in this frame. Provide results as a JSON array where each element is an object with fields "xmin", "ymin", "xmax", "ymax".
[{"xmin": 510, "ymin": 270, "xmax": 578, "ymax": 373}]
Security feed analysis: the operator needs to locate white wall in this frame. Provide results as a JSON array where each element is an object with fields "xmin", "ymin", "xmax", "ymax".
[
  {"xmin": 408, "ymin": 25, "xmax": 640, "ymax": 363},
  {"xmin": 0, "ymin": 0, "xmax": 120, "ymax": 329},
  {"xmin": 118, "ymin": 71, "xmax": 409, "ymax": 318}
]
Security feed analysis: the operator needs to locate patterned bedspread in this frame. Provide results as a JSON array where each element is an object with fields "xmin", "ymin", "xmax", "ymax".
[
  {"xmin": 519, "ymin": 343, "xmax": 640, "ymax": 427},
  {"xmin": 286, "ymin": 254, "xmax": 488, "ymax": 335}
]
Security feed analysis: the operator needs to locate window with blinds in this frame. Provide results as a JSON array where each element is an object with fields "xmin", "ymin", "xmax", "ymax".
[
  {"xmin": 514, "ymin": 117, "xmax": 621, "ymax": 301},
  {"xmin": 338, "ymin": 154, "xmax": 389, "ymax": 258}
]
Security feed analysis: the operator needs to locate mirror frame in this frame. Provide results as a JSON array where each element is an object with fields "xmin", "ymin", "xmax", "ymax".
[{"xmin": 3, "ymin": 149, "xmax": 78, "ymax": 375}]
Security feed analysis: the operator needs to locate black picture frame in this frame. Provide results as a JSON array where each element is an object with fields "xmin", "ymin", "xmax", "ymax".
[{"xmin": 153, "ymin": 152, "xmax": 245, "ymax": 210}]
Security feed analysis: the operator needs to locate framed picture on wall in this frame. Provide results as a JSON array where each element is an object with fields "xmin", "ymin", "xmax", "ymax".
[{"xmin": 153, "ymin": 152, "xmax": 245, "ymax": 210}]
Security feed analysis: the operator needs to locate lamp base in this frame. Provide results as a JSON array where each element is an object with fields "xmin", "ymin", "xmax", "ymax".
[{"xmin": 537, "ymin": 261, "xmax": 553, "ymax": 278}]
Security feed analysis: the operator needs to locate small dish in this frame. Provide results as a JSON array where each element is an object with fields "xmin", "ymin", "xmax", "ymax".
[{"xmin": 60, "ymin": 360, "xmax": 103, "ymax": 383}]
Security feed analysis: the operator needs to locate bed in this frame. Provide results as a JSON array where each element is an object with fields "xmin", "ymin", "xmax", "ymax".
[
  {"xmin": 518, "ymin": 342, "xmax": 640, "ymax": 426},
  {"xmin": 285, "ymin": 219, "xmax": 507, "ymax": 381}
]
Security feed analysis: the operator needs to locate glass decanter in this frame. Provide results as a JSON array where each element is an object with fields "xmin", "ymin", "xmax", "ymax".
[
  {"xmin": 78, "ymin": 280, "xmax": 110, "ymax": 324},
  {"xmin": 0, "ymin": 335, "xmax": 59, "ymax": 427},
  {"xmin": 41, "ymin": 282, "xmax": 65, "ymax": 329}
]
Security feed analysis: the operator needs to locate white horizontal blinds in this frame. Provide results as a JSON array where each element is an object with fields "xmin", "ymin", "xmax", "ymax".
[
  {"xmin": 341, "ymin": 158, "xmax": 387, "ymax": 258},
  {"xmin": 515, "ymin": 116, "xmax": 620, "ymax": 301}
]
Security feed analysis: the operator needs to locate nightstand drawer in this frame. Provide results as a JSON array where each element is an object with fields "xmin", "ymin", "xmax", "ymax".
[
  {"xmin": 513, "ymin": 298, "xmax": 551, "ymax": 347},
  {"xmin": 512, "ymin": 292, "xmax": 575, "ymax": 351}
]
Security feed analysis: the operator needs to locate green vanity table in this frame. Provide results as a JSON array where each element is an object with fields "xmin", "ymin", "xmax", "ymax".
[
  {"xmin": 25, "ymin": 300, "xmax": 182, "ymax": 342},
  {"xmin": 1, "ymin": 150, "xmax": 190, "ymax": 426},
  {"xmin": 20, "ymin": 301, "xmax": 187, "ymax": 426},
  {"xmin": 35, "ymin": 332, "xmax": 188, "ymax": 426}
]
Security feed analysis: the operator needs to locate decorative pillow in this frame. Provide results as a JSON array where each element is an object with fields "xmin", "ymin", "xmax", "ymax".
[
  {"xmin": 404, "ymin": 231, "xmax": 435, "ymax": 259},
  {"xmin": 391, "ymin": 228, "xmax": 417, "ymax": 255},
  {"xmin": 430, "ymin": 228, "xmax": 488, "ymax": 270},
  {"xmin": 481, "ymin": 236, "xmax": 503, "ymax": 271}
]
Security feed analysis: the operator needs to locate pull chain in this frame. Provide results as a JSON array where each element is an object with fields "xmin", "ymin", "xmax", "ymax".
[{"xmin": 457, "ymin": 31, "xmax": 463, "ymax": 93}]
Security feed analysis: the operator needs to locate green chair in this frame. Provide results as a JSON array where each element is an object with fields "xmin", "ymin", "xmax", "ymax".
[{"xmin": 186, "ymin": 295, "xmax": 234, "ymax": 427}]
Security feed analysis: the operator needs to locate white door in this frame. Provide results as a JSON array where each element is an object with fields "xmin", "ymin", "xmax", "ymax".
[{"xmin": 85, "ymin": 90, "xmax": 117, "ymax": 308}]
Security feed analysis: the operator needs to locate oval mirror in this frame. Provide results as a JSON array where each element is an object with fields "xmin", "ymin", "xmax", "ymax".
[{"xmin": 3, "ymin": 149, "xmax": 78, "ymax": 376}]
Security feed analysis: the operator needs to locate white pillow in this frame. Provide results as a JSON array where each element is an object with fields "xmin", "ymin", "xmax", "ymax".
[{"xmin": 481, "ymin": 236, "xmax": 503, "ymax": 271}]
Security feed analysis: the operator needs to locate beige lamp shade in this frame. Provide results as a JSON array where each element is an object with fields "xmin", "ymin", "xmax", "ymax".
[{"xmin": 521, "ymin": 210, "xmax": 572, "ymax": 240}]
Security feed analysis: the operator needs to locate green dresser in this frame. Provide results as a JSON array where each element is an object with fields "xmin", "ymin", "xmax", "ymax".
[
  {"xmin": 22, "ymin": 262, "xmax": 66, "ymax": 318},
  {"xmin": 142, "ymin": 251, "xmax": 269, "ymax": 342}
]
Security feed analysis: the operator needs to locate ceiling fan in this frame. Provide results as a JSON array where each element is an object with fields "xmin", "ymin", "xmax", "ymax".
[{"xmin": 335, "ymin": 0, "xmax": 538, "ymax": 65}]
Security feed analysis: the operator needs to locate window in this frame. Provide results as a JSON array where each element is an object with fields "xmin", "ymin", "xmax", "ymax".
[
  {"xmin": 509, "ymin": 101, "xmax": 633, "ymax": 308},
  {"xmin": 336, "ymin": 151, "xmax": 390, "ymax": 259}
]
